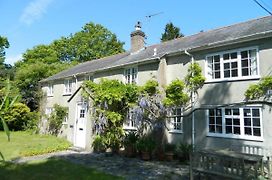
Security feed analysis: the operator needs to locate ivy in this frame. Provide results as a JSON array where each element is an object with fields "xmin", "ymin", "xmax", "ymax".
[{"xmin": 245, "ymin": 76, "xmax": 272, "ymax": 100}]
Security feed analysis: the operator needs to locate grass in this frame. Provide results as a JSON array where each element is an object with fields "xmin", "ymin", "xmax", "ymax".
[
  {"xmin": 0, "ymin": 131, "xmax": 71, "ymax": 161},
  {"xmin": 0, "ymin": 158, "xmax": 123, "ymax": 180}
]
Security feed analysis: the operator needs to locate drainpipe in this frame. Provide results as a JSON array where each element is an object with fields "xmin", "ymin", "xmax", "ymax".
[
  {"xmin": 73, "ymin": 74, "xmax": 78, "ymax": 89},
  {"xmin": 184, "ymin": 50, "xmax": 195, "ymax": 152}
]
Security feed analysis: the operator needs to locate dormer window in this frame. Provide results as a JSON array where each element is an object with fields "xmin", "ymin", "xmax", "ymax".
[
  {"xmin": 64, "ymin": 79, "xmax": 72, "ymax": 95},
  {"xmin": 124, "ymin": 67, "xmax": 138, "ymax": 84},
  {"xmin": 47, "ymin": 83, "xmax": 53, "ymax": 97}
]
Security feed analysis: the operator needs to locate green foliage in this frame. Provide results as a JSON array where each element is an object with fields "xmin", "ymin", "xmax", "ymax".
[
  {"xmin": 161, "ymin": 22, "xmax": 184, "ymax": 42},
  {"xmin": 53, "ymin": 22, "xmax": 124, "ymax": 62},
  {"xmin": 175, "ymin": 143, "xmax": 192, "ymax": 161},
  {"xmin": 185, "ymin": 62, "xmax": 205, "ymax": 93},
  {"xmin": 163, "ymin": 79, "xmax": 189, "ymax": 107},
  {"xmin": 2, "ymin": 102, "xmax": 31, "ymax": 131},
  {"xmin": 164, "ymin": 143, "xmax": 176, "ymax": 152},
  {"xmin": 136, "ymin": 136, "xmax": 156, "ymax": 153},
  {"xmin": 92, "ymin": 135, "xmax": 106, "ymax": 153},
  {"xmin": 245, "ymin": 76, "xmax": 272, "ymax": 100},
  {"xmin": 140, "ymin": 80, "xmax": 159, "ymax": 96},
  {"xmin": 0, "ymin": 36, "xmax": 9, "ymax": 67},
  {"xmin": 15, "ymin": 59, "xmax": 73, "ymax": 111},
  {"xmin": 48, "ymin": 104, "xmax": 68, "ymax": 136},
  {"xmin": 83, "ymin": 79, "xmax": 139, "ymax": 151},
  {"xmin": 123, "ymin": 131, "xmax": 139, "ymax": 147}
]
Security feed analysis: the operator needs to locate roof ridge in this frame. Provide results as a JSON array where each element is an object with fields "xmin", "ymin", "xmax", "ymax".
[{"xmin": 145, "ymin": 15, "xmax": 272, "ymax": 49}]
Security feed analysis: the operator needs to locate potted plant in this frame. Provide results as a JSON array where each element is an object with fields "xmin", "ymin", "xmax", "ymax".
[
  {"xmin": 136, "ymin": 136, "xmax": 156, "ymax": 160},
  {"xmin": 164, "ymin": 143, "xmax": 176, "ymax": 161},
  {"xmin": 124, "ymin": 131, "xmax": 139, "ymax": 157},
  {"xmin": 175, "ymin": 143, "xmax": 192, "ymax": 162}
]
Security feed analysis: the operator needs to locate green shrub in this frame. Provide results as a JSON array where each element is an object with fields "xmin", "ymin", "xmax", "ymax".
[
  {"xmin": 92, "ymin": 135, "xmax": 106, "ymax": 153},
  {"xmin": 136, "ymin": 136, "xmax": 156, "ymax": 153},
  {"xmin": 2, "ymin": 103, "xmax": 31, "ymax": 131},
  {"xmin": 48, "ymin": 104, "xmax": 68, "ymax": 136},
  {"xmin": 175, "ymin": 143, "xmax": 192, "ymax": 161}
]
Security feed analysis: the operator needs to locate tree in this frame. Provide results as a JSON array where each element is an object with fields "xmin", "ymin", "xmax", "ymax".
[
  {"xmin": 15, "ymin": 22, "xmax": 125, "ymax": 111},
  {"xmin": 161, "ymin": 22, "xmax": 184, "ymax": 42},
  {"xmin": 0, "ymin": 36, "xmax": 14, "ymax": 82},
  {"xmin": 52, "ymin": 22, "xmax": 125, "ymax": 62}
]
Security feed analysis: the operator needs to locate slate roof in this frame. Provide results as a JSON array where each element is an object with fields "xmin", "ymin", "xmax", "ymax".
[{"xmin": 42, "ymin": 15, "xmax": 272, "ymax": 82}]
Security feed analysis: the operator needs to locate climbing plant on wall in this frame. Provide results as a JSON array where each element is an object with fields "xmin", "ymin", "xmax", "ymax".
[
  {"xmin": 82, "ymin": 79, "xmax": 139, "ymax": 151},
  {"xmin": 245, "ymin": 76, "xmax": 272, "ymax": 100}
]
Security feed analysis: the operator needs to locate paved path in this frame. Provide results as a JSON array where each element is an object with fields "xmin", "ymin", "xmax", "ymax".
[{"xmin": 12, "ymin": 150, "xmax": 189, "ymax": 180}]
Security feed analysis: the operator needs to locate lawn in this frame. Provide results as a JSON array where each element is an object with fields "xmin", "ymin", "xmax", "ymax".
[
  {"xmin": 0, "ymin": 158, "xmax": 123, "ymax": 180},
  {"xmin": 0, "ymin": 131, "xmax": 71, "ymax": 161},
  {"xmin": 0, "ymin": 131, "xmax": 122, "ymax": 179}
]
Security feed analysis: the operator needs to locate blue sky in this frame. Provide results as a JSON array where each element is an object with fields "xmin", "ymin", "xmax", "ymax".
[{"xmin": 0, "ymin": 0, "xmax": 271, "ymax": 64}]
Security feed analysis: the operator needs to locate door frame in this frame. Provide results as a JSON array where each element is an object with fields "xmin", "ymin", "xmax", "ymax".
[{"xmin": 73, "ymin": 102, "xmax": 87, "ymax": 148}]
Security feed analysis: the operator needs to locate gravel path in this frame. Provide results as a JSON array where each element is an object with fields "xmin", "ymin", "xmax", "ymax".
[{"xmin": 11, "ymin": 150, "xmax": 190, "ymax": 180}]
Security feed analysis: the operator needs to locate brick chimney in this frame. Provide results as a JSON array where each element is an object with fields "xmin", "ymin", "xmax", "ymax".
[{"xmin": 130, "ymin": 21, "xmax": 145, "ymax": 53}]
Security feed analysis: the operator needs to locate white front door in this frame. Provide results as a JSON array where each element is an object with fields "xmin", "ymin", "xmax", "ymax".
[{"xmin": 74, "ymin": 103, "xmax": 87, "ymax": 148}]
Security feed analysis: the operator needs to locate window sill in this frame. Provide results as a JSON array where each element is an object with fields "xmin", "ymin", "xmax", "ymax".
[
  {"xmin": 169, "ymin": 130, "xmax": 183, "ymax": 134},
  {"xmin": 205, "ymin": 76, "xmax": 260, "ymax": 84},
  {"xmin": 207, "ymin": 133, "xmax": 263, "ymax": 142},
  {"xmin": 62, "ymin": 122, "xmax": 68, "ymax": 125},
  {"xmin": 62, "ymin": 93, "xmax": 72, "ymax": 96}
]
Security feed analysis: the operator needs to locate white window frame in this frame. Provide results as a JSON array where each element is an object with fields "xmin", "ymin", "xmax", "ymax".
[
  {"xmin": 123, "ymin": 109, "xmax": 137, "ymax": 130},
  {"xmin": 206, "ymin": 106, "xmax": 263, "ymax": 141},
  {"xmin": 169, "ymin": 107, "xmax": 183, "ymax": 133},
  {"xmin": 64, "ymin": 79, "xmax": 73, "ymax": 95},
  {"xmin": 47, "ymin": 83, "xmax": 54, "ymax": 97},
  {"xmin": 124, "ymin": 67, "xmax": 138, "ymax": 84},
  {"xmin": 205, "ymin": 47, "xmax": 260, "ymax": 82}
]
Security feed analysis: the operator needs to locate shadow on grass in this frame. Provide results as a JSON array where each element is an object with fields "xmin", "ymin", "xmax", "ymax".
[{"xmin": 0, "ymin": 157, "xmax": 123, "ymax": 180}]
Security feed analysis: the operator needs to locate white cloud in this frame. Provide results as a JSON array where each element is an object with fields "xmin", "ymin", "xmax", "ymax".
[
  {"xmin": 20, "ymin": 0, "xmax": 54, "ymax": 25},
  {"xmin": 5, "ymin": 54, "xmax": 23, "ymax": 65}
]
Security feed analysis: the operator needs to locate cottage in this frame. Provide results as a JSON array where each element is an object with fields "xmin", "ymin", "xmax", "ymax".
[{"xmin": 40, "ymin": 16, "xmax": 272, "ymax": 157}]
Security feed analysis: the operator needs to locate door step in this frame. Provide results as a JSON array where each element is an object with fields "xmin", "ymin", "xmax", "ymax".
[{"xmin": 68, "ymin": 146, "xmax": 85, "ymax": 152}]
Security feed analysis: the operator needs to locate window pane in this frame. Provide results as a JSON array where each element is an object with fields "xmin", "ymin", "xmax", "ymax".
[
  {"xmin": 241, "ymin": 51, "xmax": 248, "ymax": 58},
  {"xmin": 224, "ymin": 63, "xmax": 230, "ymax": 69},
  {"xmin": 216, "ymin": 109, "xmax": 222, "ymax": 116},
  {"xmin": 242, "ymin": 60, "xmax": 248, "ymax": 67},
  {"xmin": 216, "ymin": 117, "xmax": 222, "ymax": 125},
  {"xmin": 224, "ymin": 70, "xmax": 230, "ymax": 78},
  {"xmin": 209, "ymin": 125, "xmax": 215, "ymax": 133},
  {"xmin": 232, "ymin": 69, "xmax": 238, "ymax": 77},
  {"xmin": 215, "ymin": 64, "xmax": 220, "ymax": 70},
  {"xmin": 244, "ymin": 118, "xmax": 251, "ymax": 126},
  {"xmin": 234, "ymin": 127, "xmax": 240, "ymax": 134},
  {"xmin": 231, "ymin": 62, "xmax": 237, "ymax": 68},
  {"xmin": 242, "ymin": 68, "xmax": 249, "ymax": 76},
  {"xmin": 253, "ymin": 118, "xmax": 260, "ymax": 126},
  {"xmin": 233, "ymin": 109, "xmax": 240, "ymax": 115},
  {"xmin": 226, "ymin": 126, "xmax": 232, "ymax": 134},
  {"xmin": 231, "ymin": 52, "xmax": 237, "ymax": 59},
  {"xmin": 252, "ymin": 109, "xmax": 260, "ymax": 117},
  {"xmin": 209, "ymin": 117, "xmax": 215, "ymax": 124},
  {"xmin": 209, "ymin": 109, "xmax": 214, "ymax": 116},
  {"xmin": 225, "ymin": 109, "xmax": 231, "ymax": 115},
  {"xmin": 226, "ymin": 118, "xmax": 232, "ymax": 125},
  {"xmin": 245, "ymin": 127, "xmax": 252, "ymax": 135},
  {"xmin": 223, "ymin": 53, "xmax": 229, "ymax": 60},
  {"xmin": 253, "ymin": 128, "xmax": 261, "ymax": 136},
  {"xmin": 233, "ymin": 118, "xmax": 240, "ymax": 125},
  {"xmin": 214, "ymin": 55, "xmax": 220, "ymax": 62},
  {"xmin": 244, "ymin": 109, "xmax": 251, "ymax": 116},
  {"xmin": 216, "ymin": 126, "xmax": 222, "ymax": 133},
  {"xmin": 215, "ymin": 72, "xmax": 220, "ymax": 79}
]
